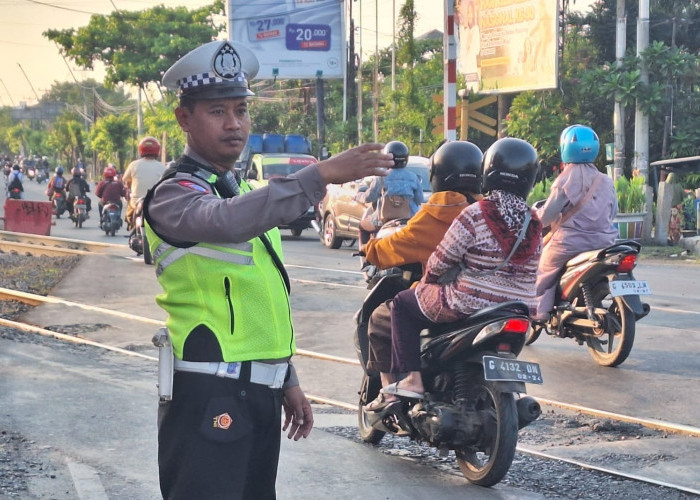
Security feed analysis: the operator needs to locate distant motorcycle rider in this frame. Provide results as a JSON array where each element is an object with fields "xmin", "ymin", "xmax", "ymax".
[
  {"xmin": 66, "ymin": 167, "xmax": 92, "ymax": 217},
  {"xmin": 122, "ymin": 136, "xmax": 166, "ymax": 230},
  {"xmin": 47, "ymin": 167, "xmax": 67, "ymax": 198},
  {"xmin": 355, "ymin": 141, "xmax": 424, "ymax": 245},
  {"xmin": 533, "ymin": 125, "xmax": 618, "ymax": 322},
  {"xmin": 95, "ymin": 164, "xmax": 128, "ymax": 218},
  {"xmin": 7, "ymin": 164, "xmax": 23, "ymax": 199}
]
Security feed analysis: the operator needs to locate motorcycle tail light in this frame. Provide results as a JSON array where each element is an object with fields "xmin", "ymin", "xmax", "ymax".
[
  {"xmin": 502, "ymin": 318, "xmax": 530, "ymax": 333},
  {"xmin": 474, "ymin": 317, "xmax": 530, "ymax": 344},
  {"xmin": 616, "ymin": 254, "xmax": 637, "ymax": 273},
  {"xmin": 77, "ymin": 199, "xmax": 86, "ymax": 205}
]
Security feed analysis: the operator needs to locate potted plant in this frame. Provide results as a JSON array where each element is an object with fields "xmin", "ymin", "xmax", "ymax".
[{"xmin": 614, "ymin": 175, "xmax": 646, "ymax": 239}]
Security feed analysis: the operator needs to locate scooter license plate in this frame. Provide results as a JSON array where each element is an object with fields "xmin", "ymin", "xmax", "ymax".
[
  {"xmin": 609, "ymin": 280, "xmax": 652, "ymax": 297},
  {"xmin": 483, "ymin": 356, "xmax": 543, "ymax": 384}
]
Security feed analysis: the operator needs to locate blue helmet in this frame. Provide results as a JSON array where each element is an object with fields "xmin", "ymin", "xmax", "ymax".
[
  {"xmin": 560, "ymin": 125, "xmax": 600, "ymax": 163},
  {"xmin": 56, "ymin": 167, "xmax": 64, "ymax": 174}
]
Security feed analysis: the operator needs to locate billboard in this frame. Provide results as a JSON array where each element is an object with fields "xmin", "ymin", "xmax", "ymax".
[
  {"xmin": 230, "ymin": 0, "xmax": 344, "ymax": 80},
  {"xmin": 456, "ymin": 0, "xmax": 558, "ymax": 94}
]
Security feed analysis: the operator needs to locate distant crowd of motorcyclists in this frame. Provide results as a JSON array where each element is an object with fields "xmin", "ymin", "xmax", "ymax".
[{"xmin": 3, "ymin": 137, "xmax": 166, "ymax": 232}]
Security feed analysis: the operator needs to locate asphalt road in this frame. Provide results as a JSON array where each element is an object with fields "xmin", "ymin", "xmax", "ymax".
[
  {"xmin": 3, "ymin": 174, "xmax": 700, "ymax": 498},
  {"xmin": 7, "ymin": 177, "xmax": 700, "ymax": 429}
]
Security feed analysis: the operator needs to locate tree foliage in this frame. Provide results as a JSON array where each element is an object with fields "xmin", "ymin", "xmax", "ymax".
[
  {"xmin": 90, "ymin": 113, "xmax": 136, "ymax": 171},
  {"xmin": 44, "ymin": 2, "xmax": 225, "ymax": 89}
]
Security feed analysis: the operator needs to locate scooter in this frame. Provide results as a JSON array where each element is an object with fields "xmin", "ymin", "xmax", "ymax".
[
  {"xmin": 100, "ymin": 202, "xmax": 123, "ymax": 236},
  {"xmin": 25, "ymin": 166, "xmax": 36, "ymax": 181},
  {"xmin": 35, "ymin": 168, "xmax": 49, "ymax": 184},
  {"xmin": 355, "ymin": 270, "xmax": 543, "ymax": 487},
  {"xmin": 51, "ymin": 190, "xmax": 67, "ymax": 218},
  {"xmin": 128, "ymin": 199, "xmax": 152, "ymax": 264},
  {"xmin": 8, "ymin": 186, "xmax": 22, "ymax": 199},
  {"xmin": 71, "ymin": 195, "xmax": 88, "ymax": 228},
  {"xmin": 526, "ymin": 239, "xmax": 651, "ymax": 367}
]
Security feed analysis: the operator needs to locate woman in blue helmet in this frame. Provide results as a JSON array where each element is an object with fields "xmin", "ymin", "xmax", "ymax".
[{"xmin": 533, "ymin": 124, "xmax": 619, "ymax": 321}]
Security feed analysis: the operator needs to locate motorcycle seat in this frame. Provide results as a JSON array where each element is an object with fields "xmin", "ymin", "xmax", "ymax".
[
  {"xmin": 566, "ymin": 248, "xmax": 603, "ymax": 267},
  {"xmin": 425, "ymin": 301, "xmax": 530, "ymax": 337},
  {"xmin": 566, "ymin": 240, "xmax": 642, "ymax": 268}
]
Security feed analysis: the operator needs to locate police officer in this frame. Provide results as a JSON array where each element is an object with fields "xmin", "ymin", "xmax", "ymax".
[{"xmin": 145, "ymin": 40, "xmax": 394, "ymax": 499}]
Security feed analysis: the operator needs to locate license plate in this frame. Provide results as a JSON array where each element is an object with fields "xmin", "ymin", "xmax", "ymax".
[
  {"xmin": 483, "ymin": 356, "xmax": 543, "ymax": 384},
  {"xmin": 609, "ymin": 280, "xmax": 652, "ymax": 297}
]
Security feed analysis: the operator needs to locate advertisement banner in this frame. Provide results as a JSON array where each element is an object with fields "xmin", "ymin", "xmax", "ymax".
[
  {"xmin": 456, "ymin": 0, "xmax": 558, "ymax": 94},
  {"xmin": 230, "ymin": 0, "xmax": 344, "ymax": 80}
]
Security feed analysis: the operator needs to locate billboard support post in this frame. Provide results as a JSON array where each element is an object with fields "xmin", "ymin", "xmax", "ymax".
[{"xmin": 316, "ymin": 73, "xmax": 325, "ymax": 159}]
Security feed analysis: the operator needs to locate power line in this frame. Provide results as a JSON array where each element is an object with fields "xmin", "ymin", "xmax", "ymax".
[{"xmin": 20, "ymin": 0, "xmax": 96, "ymax": 15}]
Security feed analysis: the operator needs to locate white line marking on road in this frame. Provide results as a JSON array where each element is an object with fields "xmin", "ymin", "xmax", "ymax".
[
  {"xmin": 66, "ymin": 460, "xmax": 109, "ymax": 500},
  {"xmin": 651, "ymin": 305, "xmax": 700, "ymax": 315}
]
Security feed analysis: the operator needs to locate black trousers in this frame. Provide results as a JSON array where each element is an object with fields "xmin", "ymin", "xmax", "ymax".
[
  {"xmin": 367, "ymin": 300, "xmax": 393, "ymax": 373},
  {"xmin": 158, "ymin": 371, "xmax": 283, "ymax": 500}
]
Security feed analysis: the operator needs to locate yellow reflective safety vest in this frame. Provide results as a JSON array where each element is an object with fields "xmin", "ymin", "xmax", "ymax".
[{"xmin": 144, "ymin": 166, "xmax": 294, "ymax": 362}]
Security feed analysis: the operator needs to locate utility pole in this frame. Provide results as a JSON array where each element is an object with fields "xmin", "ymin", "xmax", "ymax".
[
  {"xmin": 357, "ymin": 0, "xmax": 363, "ymax": 144},
  {"xmin": 634, "ymin": 0, "xmax": 652, "ymax": 240},
  {"xmin": 613, "ymin": 0, "xmax": 626, "ymax": 181},
  {"xmin": 346, "ymin": 0, "xmax": 357, "ymax": 141},
  {"xmin": 137, "ymin": 87, "xmax": 144, "ymax": 137},
  {"xmin": 373, "ymin": 0, "xmax": 379, "ymax": 142},
  {"xmin": 391, "ymin": 0, "xmax": 396, "ymax": 92}
]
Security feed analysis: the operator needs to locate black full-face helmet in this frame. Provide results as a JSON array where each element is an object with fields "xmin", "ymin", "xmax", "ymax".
[
  {"xmin": 429, "ymin": 140, "xmax": 483, "ymax": 193},
  {"xmin": 383, "ymin": 141, "xmax": 409, "ymax": 168},
  {"xmin": 482, "ymin": 137, "xmax": 539, "ymax": 199}
]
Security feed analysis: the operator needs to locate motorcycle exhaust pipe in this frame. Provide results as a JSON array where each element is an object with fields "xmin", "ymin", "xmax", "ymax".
[
  {"xmin": 310, "ymin": 220, "xmax": 321, "ymax": 234},
  {"xmin": 516, "ymin": 396, "xmax": 541, "ymax": 429}
]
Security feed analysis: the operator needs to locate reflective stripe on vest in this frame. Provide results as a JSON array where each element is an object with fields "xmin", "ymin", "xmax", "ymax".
[{"xmin": 153, "ymin": 241, "xmax": 254, "ymax": 277}]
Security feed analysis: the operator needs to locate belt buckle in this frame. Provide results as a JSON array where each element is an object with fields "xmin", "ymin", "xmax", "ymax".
[{"xmin": 216, "ymin": 362, "xmax": 241, "ymax": 378}]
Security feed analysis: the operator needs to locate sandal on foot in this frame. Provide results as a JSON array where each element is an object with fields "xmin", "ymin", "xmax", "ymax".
[
  {"xmin": 381, "ymin": 382, "xmax": 423, "ymax": 399},
  {"xmin": 363, "ymin": 393, "xmax": 400, "ymax": 412}
]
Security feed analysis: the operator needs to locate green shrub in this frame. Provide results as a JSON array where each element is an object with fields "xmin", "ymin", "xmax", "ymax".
[
  {"xmin": 527, "ymin": 179, "xmax": 551, "ymax": 206},
  {"xmin": 615, "ymin": 175, "xmax": 646, "ymax": 213}
]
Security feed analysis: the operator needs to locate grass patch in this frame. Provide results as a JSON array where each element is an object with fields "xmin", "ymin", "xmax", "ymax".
[{"xmin": 639, "ymin": 242, "xmax": 699, "ymax": 262}]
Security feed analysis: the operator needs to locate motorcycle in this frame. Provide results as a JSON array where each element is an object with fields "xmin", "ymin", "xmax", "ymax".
[
  {"xmin": 51, "ymin": 190, "xmax": 67, "ymax": 218},
  {"xmin": 100, "ymin": 201, "xmax": 123, "ymax": 236},
  {"xmin": 71, "ymin": 195, "xmax": 88, "ymax": 228},
  {"xmin": 525, "ymin": 239, "xmax": 651, "ymax": 367},
  {"xmin": 35, "ymin": 168, "xmax": 49, "ymax": 184},
  {"xmin": 8, "ymin": 187, "xmax": 22, "ymax": 199},
  {"xmin": 25, "ymin": 166, "xmax": 36, "ymax": 181},
  {"xmin": 128, "ymin": 199, "xmax": 152, "ymax": 265},
  {"xmin": 354, "ymin": 267, "xmax": 543, "ymax": 487}
]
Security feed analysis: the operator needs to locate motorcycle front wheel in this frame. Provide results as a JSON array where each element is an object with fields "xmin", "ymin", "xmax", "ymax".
[
  {"xmin": 585, "ymin": 281, "xmax": 636, "ymax": 367},
  {"xmin": 357, "ymin": 373, "xmax": 386, "ymax": 444},
  {"xmin": 455, "ymin": 375, "xmax": 518, "ymax": 487}
]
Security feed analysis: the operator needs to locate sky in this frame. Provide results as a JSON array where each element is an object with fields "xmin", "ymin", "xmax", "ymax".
[{"xmin": 0, "ymin": 0, "xmax": 596, "ymax": 107}]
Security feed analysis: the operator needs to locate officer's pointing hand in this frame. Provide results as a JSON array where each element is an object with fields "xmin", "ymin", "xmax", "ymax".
[{"xmin": 316, "ymin": 143, "xmax": 393, "ymax": 185}]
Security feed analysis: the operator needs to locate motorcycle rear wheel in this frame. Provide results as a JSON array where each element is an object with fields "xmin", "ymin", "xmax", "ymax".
[
  {"xmin": 585, "ymin": 281, "xmax": 635, "ymax": 367},
  {"xmin": 357, "ymin": 373, "xmax": 386, "ymax": 444},
  {"xmin": 455, "ymin": 376, "xmax": 518, "ymax": 487}
]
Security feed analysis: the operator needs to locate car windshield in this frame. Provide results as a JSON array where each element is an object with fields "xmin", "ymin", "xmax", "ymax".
[{"xmin": 263, "ymin": 163, "xmax": 306, "ymax": 179}]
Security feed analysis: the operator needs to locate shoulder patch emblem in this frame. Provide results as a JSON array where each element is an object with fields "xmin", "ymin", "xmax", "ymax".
[{"xmin": 178, "ymin": 180, "xmax": 208, "ymax": 193}]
